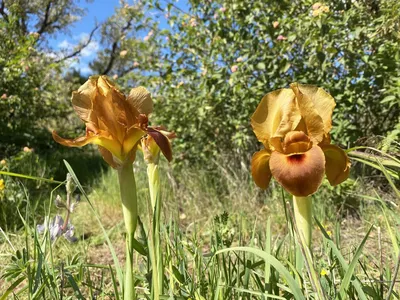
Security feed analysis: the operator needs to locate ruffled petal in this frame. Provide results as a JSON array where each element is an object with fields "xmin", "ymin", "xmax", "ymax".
[
  {"xmin": 291, "ymin": 83, "xmax": 336, "ymax": 136},
  {"xmin": 71, "ymin": 78, "xmax": 96, "ymax": 123},
  {"xmin": 147, "ymin": 127, "xmax": 173, "ymax": 162},
  {"xmin": 92, "ymin": 76, "xmax": 127, "ymax": 143},
  {"xmin": 321, "ymin": 144, "xmax": 350, "ymax": 186},
  {"xmin": 127, "ymin": 86, "xmax": 153, "ymax": 116},
  {"xmin": 270, "ymin": 145, "xmax": 325, "ymax": 196},
  {"xmin": 290, "ymin": 83, "xmax": 325, "ymax": 143},
  {"xmin": 52, "ymin": 130, "xmax": 123, "ymax": 160},
  {"xmin": 251, "ymin": 149, "xmax": 272, "ymax": 189},
  {"xmin": 251, "ymin": 88, "xmax": 301, "ymax": 150},
  {"xmin": 282, "ymin": 131, "xmax": 312, "ymax": 154}
]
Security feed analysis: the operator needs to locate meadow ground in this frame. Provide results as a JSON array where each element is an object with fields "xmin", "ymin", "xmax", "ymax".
[{"xmin": 1, "ymin": 153, "xmax": 399, "ymax": 299}]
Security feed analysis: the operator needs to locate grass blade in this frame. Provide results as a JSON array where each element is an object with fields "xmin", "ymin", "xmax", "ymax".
[
  {"xmin": 338, "ymin": 225, "xmax": 373, "ymax": 299},
  {"xmin": 215, "ymin": 247, "xmax": 305, "ymax": 300}
]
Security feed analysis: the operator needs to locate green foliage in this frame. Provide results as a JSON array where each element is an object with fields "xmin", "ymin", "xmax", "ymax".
[{"xmin": 123, "ymin": 0, "xmax": 400, "ymax": 164}]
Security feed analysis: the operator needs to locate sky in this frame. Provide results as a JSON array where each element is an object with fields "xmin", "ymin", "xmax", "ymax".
[
  {"xmin": 50, "ymin": 0, "xmax": 129, "ymax": 75},
  {"xmin": 51, "ymin": 0, "xmax": 184, "ymax": 75}
]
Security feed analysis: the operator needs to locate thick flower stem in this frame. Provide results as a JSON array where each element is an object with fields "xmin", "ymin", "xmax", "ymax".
[
  {"xmin": 292, "ymin": 196, "xmax": 312, "ymax": 249},
  {"xmin": 147, "ymin": 162, "xmax": 163, "ymax": 299},
  {"xmin": 118, "ymin": 163, "xmax": 138, "ymax": 300}
]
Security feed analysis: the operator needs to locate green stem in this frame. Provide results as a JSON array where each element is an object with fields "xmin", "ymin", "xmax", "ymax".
[
  {"xmin": 118, "ymin": 163, "xmax": 138, "ymax": 300},
  {"xmin": 292, "ymin": 195, "xmax": 312, "ymax": 248},
  {"xmin": 147, "ymin": 162, "xmax": 163, "ymax": 299}
]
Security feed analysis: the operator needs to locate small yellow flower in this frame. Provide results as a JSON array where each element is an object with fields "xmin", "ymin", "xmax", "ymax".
[
  {"xmin": 0, "ymin": 179, "xmax": 5, "ymax": 191},
  {"xmin": 251, "ymin": 83, "xmax": 350, "ymax": 196},
  {"xmin": 320, "ymin": 268, "xmax": 329, "ymax": 276},
  {"xmin": 326, "ymin": 230, "xmax": 332, "ymax": 237},
  {"xmin": 0, "ymin": 159, "xmax": 6, "ymax": 165}
]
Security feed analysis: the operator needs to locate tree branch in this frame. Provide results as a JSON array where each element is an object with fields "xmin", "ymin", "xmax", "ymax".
[
  {"xmin": 101, "ymin": 19, "xmax": 133, "ymax": 75},
  {"xmin": 0, "ymin": 0, "xmax": 9, "ymax": 23},
  {"xmin": 37, "ymin": 0, "xmax": 52, "ymax": 35},
  {"xmin": 55, "ymin": 24, "xmax": 99, "ymax": 63}
]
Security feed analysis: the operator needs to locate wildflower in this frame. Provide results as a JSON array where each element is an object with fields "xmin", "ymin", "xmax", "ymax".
[
  {"xmin": 231, "ymin": 65, "xmax": 238, "ymax": 73},
  {"xmin": 320, "ymin": 268, "xmax": 329, "ymax": 276},
  {"xmin": 0, "ymin": 159, "xmax": 6, "ymax": 165},
  {"xmin": 1, "ymin": 94, "xmax": 7, "ymax": 99},
  {"xmin": 272, "ymin": 21, "xmax": 279, "ymax": 28},
  {"xmin": 120, "ymin": 50, "xmax": 128, "ymax": 57},
  {"xmin": 133, "ymin": 61, "xmax": 140, "ymax": 67},
  {"xmin": 190, "ymin": 17, "xmax": 197, "ymax": 27},
  {"xmin": 236, "ymin": 57, "xmax": 244, "ymax": 62},
  {"xmin": 219, "ymin": 7, "xmax": 226, "ymax": 13},
  {"xmin": 52, "ymin": 75, "xmax": 172, "ymax": 168},
  {"xmin": 251, "ymin": 83, "xmax": 350, "ymax": 197},
  {"xmin": 312, "ymin": 3, "xmax": 329, "ymax": 16},
  {"xmin": 312, "ymin": 2, "xmax": 322, "ymax": 10},
  {"xmin": 23, "ymin": 146, "xmax": 33, "ymax": 152},
  {"xmin": 277, "ymin": 35, "xmax": 287, "ymax": 41},
  {"xmin": 112, "ymin": 74, "xmax": 118, "ymax": 80},
  {"xmin": 37, "ymin": 215, "xmax": 77, "ymax": 242},
  {"xmin": 0, "ymin": 179, "xmax": 5, "ymax": 191}
]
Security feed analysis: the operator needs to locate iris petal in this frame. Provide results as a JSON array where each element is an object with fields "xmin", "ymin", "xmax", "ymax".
[
  {"xmin": 251, "ymin": 149, "xmax": 272, "ymax": 189},
  {"xmin": 123, "ymin": 126, "xmax": 146, "ymax": 155},
  {"xmin": 98, "ymin": 146, "xmax": 118, "ymax": 169},
  {"xmin": 290, "ymin": 83, "xmax": 325, "ymax": 143},
  {"xmin": 251, "ymin": 88, "xmax": 301, "ymax": 150},
  {"xmin": 321, "ymin": 144, "xmax": 350, "ymax": 186},
  {"xmin": 147, "ymin": 127, "xmax": 173, "ymax": 162},
  {"xmin": 291, "ymin": 84, "xmax": 335, "ymax": 135},
  {"xmin": 127, "ymin": 86, "xmax": 153, "ymax": 116},
  {"xmin": 52, "ymin": 130, "xmax": 123, "ymax": 160},
  {"xmin": 270, "ymin": 145, "xmax": 325, "ymax": 196}
]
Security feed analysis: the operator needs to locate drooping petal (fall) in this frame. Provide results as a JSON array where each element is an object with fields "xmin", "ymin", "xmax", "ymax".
[
  {"xmin": 251, "ymin": 88, "xmax": 301, "ymax": 150},
  {"xmin": 123, "ymin": 126, "xmax": 147, "ymax": 156},
  {"xmin": 290, "ymin": 83, "xmax": 325, "ymax": 144},
  {"xmin": 52, "ymin": 130, "xmax": 123, "ymax": 160},
  {"xmin": 321, "ymin": 144, "xmax": 350, "ymax": 186},
  {"xmin": 147, "ymin": 127, "xmax": 173, "ymax": 162},
  {"xmin": 251, "ymin": 149, "xmax": 272, "ymax": 189},
  {"xmin": 98, "ymin": 146, "xmax": 118, "ymax": 169},
  {"xmin": 269, "ymin": 145, "xmax": 325, "ymax": 196}
]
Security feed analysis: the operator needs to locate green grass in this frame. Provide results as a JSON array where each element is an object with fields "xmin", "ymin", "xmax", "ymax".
[{"xmin": 0, "ymin": 150, "xmax": 400, "ymax": 299}]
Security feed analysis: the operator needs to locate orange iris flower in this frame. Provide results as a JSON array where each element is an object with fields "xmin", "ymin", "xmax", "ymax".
[
  {"xmin": 251, "ymin": 83, "xmax": 350, "ymax": 197},
  {"xmin": 52, "ymin": 76, "xmax": 172, "ymax": 168}
]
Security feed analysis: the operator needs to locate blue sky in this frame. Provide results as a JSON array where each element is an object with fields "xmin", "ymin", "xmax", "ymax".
[
  {"xmin": 49, "ymin": 0, "xmax": 119, "ymax": 74},
  {"xmin": 51, "ymin": 0, "xmax": 186, "ymax": 75}
]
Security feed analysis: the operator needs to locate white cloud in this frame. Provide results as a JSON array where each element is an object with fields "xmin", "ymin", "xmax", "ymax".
[
  {"xmin": 57, "ymin": 33, "xmax": 99, "ymax": 58},
  {"xmin": 81, "ymin": 40, "xmax": 99, "ymax": 57},
  {"xmin": 58, "ymin": 39, "xmax": 72, "ymax": 49}
]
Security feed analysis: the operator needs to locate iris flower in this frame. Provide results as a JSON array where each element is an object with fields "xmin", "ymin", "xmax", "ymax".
[
  {"xmin": 251, "ymin": 83, "xmax": 350, "ymax": 197},
  {"xmin": 52, "ymin": 75, "xmax": 172, "ymax": 167}
]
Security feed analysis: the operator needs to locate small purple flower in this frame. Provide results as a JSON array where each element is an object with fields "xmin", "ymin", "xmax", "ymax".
[{"xmin": 37, "ymin": 215, "xmax": 77, "ymax": 243}]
